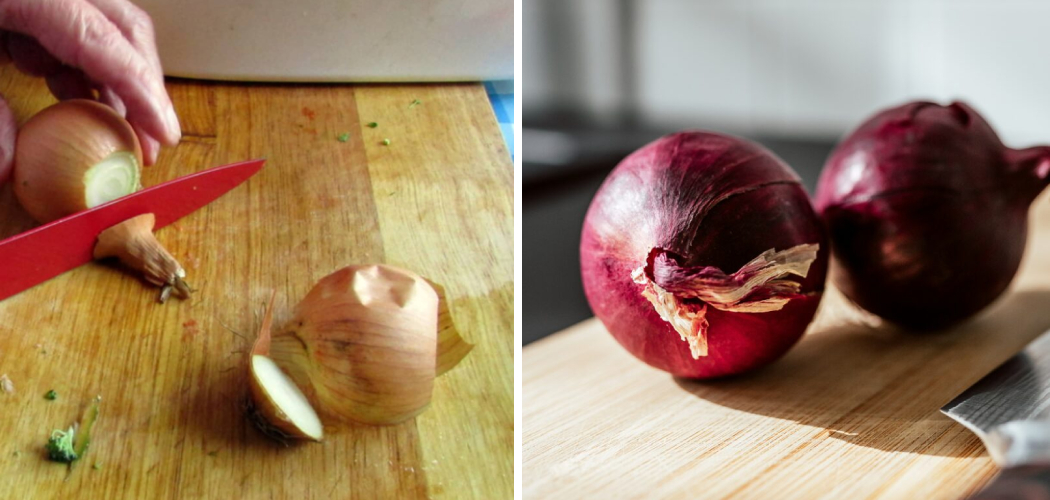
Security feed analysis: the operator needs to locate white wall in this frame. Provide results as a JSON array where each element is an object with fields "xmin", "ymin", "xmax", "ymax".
[{"xmin": 526, "ymin": 0, "xmax": 1050, "ymax": 147}]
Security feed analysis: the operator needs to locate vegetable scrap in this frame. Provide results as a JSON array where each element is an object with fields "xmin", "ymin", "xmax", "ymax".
[
  {"xmin": 409, "ymin": 99, "xmax": 422, "ymax": 108},
  {"xmin": 44, "ymin": 390, "xmax": 57, "ymax": 400},
  {"xmin": 45, "ymin": 396, "xmax": 100, "ymax": 467},
  {"xmin": 95, "ymin": 214, "xmax": 191, "ymax": 303},
  {"xmin": 45, "ymin": 427, "xmax": 77, "ymax": 463},
  {"xmin": 382, "ymin": 139, "xmax": 391, "ymax": 146},
  {"xmin": 0, "ymin": 374, "xmax": 12, "ymax": 394},
  {"xmin": 367, "ymin": 122, "xmax": 378, "ymax": 128},
  {"xmin": 337, "ymin": 132, "xmax": 350, "ymax": 143}
]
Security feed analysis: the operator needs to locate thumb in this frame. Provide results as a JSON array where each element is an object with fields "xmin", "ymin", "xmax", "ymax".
[{"xmin": 0, "ymin": 95, "xmax": 14, "ymax": 185}]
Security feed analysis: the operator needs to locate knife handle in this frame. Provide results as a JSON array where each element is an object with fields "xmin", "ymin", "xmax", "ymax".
[{"xmin": 969, "ymin": 466, "xmax": 1050, "ymax": 499}]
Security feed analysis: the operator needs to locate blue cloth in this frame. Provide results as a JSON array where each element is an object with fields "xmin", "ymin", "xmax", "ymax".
[{"xmin": 484, "ymin": 80, "xmax": 514, "ymax": 160}]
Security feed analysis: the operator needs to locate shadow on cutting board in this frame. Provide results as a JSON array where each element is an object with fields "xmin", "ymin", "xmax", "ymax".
[
  {"xmin": 177, "ymin": 306, "xmax": 433, "ymax": 497},
  {"xmin": 674, "ymin": 288, "xmax": 1050, "ymax": 458},
  {"xmin": 0, "ymin": 183, "xmax": 37, "ymax": 240}
]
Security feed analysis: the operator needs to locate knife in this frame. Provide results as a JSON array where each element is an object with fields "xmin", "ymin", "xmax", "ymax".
[
  {"xmin": 0, "ymin": 158, "xmax": 265, "ymax": 301},
  {"xmin": 942, "ymin": 329, "xmax": 1050, "ymax": 499}
]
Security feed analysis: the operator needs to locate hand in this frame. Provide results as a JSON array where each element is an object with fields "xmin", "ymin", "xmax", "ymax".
[{"xmin": 0, "ymin": 0, "xmax": 182, "ymax": 185}]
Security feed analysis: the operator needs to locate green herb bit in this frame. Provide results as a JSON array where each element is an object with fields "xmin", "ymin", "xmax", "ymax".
[
  {"xmin": 13, "ymin": 451, "xmax": 21, "ymax": 457},
  {"xmin": 43, "ymin": 396, "xmax": 100, "ymax": 467},
  {"xmin": 92, "ymin": 462, "xmax": 102, "ymax": 470},
  {"xmin": 45, "ymin": 427, "xmax": 78, "ymax": 463},
  {"xmin": 409, "ymin": 99, "xmax": 422, "ymax": 108},
  {"xmin": 337, "ymin": 132, "xmax": 350, "ymax": 143},
  {"xmin": 367, "ymin": 122, "xmax": 378, "ymax": 128},
  {"xmin": 44, "ymin": 390, "xmax": 57, "ymax": 400},
  {"xmin": 381, "ymin": 139, "xmax": 391, "ymax": 146}
]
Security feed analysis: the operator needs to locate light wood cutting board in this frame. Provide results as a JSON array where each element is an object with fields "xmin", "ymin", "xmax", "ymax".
[
  {"xmin": 0, "ymin": 67, "xmax": 513, "ymax": 499},
  {"xmin": 524, "ymin": 186, "xmax": 1050, "ymax": 498}
]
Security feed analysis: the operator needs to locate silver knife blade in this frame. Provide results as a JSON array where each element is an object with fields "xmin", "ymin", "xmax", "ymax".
[{"xmin": 942, "ymin": 329, "xmax": 1050, "ymax": 467}]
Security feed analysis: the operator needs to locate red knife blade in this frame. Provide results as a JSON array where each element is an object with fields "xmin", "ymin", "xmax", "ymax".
[{"xmin": 0, "ymin": 158, "xmax": 265, "ymax": 301}]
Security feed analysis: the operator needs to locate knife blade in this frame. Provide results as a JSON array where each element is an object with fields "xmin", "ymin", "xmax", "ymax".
[
  {"xmin": 942, "ymin": 328, "xmax": 1050, "ymax": 498},
  {"xmin": 0, "ymin": 158, "xmax": 265, "ymax": 301}
]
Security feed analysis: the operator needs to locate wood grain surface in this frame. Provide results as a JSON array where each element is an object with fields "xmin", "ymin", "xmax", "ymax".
[
  {"xmin": 0, "ymin": 67, "xmax": 513, "ymax": 499},
  {"xmin": 524, "ymin": 185, "xmax": 1050, "ymax": 498}
]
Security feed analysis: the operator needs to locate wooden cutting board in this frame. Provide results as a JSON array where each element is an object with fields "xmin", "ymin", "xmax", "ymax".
[
  {"xmin": 0, "ymin": 67, "xmax": 513, "ymax": 499},
  {"xmin": 524, "ymin": 188, "xmax": 1050, "ymax": 498}
]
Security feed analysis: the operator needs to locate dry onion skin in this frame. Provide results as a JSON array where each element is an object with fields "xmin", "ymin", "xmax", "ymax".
[
  {"xmin": 272, "ymin": 264, "xmax": 438, "ymax": 426},
  {"xmin": 247, "ymin": 264, "xmax": 473, "ymax": 438},
  {"xmin": 427, "ymin": 280, "xmax": 474, "ymax": 376},
  {"xmin": 13, "ymin": 99, "xmax": 189, "ymax": 301}
]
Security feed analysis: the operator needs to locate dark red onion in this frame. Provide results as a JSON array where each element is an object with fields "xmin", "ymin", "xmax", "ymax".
[
  {"xmin": 580, "ymin": 131, "xmax": 828, "ymax": 379},
  {"xmin": 815, "ymin": 101, "xmax": 1050, "ymax": 330}
]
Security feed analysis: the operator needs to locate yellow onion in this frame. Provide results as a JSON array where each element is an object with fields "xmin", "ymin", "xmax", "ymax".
[
  {"xmin": 247, "ymin": 264, "xmax": 475, "ymax": 438},
  {"xmin": 14, "ymin": 99, "xmax": 141, "ymax": 222},
  {"xmin": 270, "ymin": 264, "xmax": 439, "ymax": 425},
  {"xmin": 13, "ymin": 99, "xmax": 189, "ymax": 301}
]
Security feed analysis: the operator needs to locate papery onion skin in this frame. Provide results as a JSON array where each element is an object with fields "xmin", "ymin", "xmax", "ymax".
[
  {"xmin": 814, "ymin": 101, "xmax": 1050, "ymax": 330},
  {"xmin": 13, "ymin": 99, "xmax": 142, "ymax": 223},
  {"xmin": 270, "ymin": 264, "xmax": 439, "ymax": 426},
  {"xmin": 580, "ymin": 131, "xmax": 828, "ymax": 379}
]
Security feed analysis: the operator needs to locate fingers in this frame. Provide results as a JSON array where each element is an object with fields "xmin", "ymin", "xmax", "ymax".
[
  {"xmin": 0, "ymin": 96, "xmax": 15, "ymax": 185},
  {"xmin": 42, "ymin": 74, "xmax": 160, "ymax": 165},
  {"xmin": 0, "ymin": 0, "xmax": 180, "ymax": 145},
  {"xmin": 84, "ymin": 0, "xmax": 163, "ymax": 77},
  {"xmin": 96, "ymin": 85, "xmax": 125, "ymax": 116},
  {"xmin": 99, "ymin": 84, "xmax": 158, "ymax": 165},
  {"xmin": 134, "ymin": 123, "xmax": 159, "ymax": 165},
  {"xmin": 84, "ymin": 0, "xmax": 168, "ymax": 165}
]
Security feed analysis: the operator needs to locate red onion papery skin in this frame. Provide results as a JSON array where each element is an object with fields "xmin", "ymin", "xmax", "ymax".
[
  {"xmin": 580, "ymin": 132, "xmax": 828, "ymax": 379},
  {"xmin": 815, "ymin": 101, "xmax": 1050, "ymax": 330}
]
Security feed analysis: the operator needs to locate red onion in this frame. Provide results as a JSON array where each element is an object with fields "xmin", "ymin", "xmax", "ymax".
[
  {"xmin": 580, "ymin": 131, "xmax": 828, "ymax": 379},
  {"xmin": 815, "ymin": 101, "xmax": 1050, "ymax": 329}
]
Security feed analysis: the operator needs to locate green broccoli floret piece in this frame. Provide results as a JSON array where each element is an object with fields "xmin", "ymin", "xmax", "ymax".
[{"xmin": 45, "ymin": 426, "xmax": 78, "ymax": 463}]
